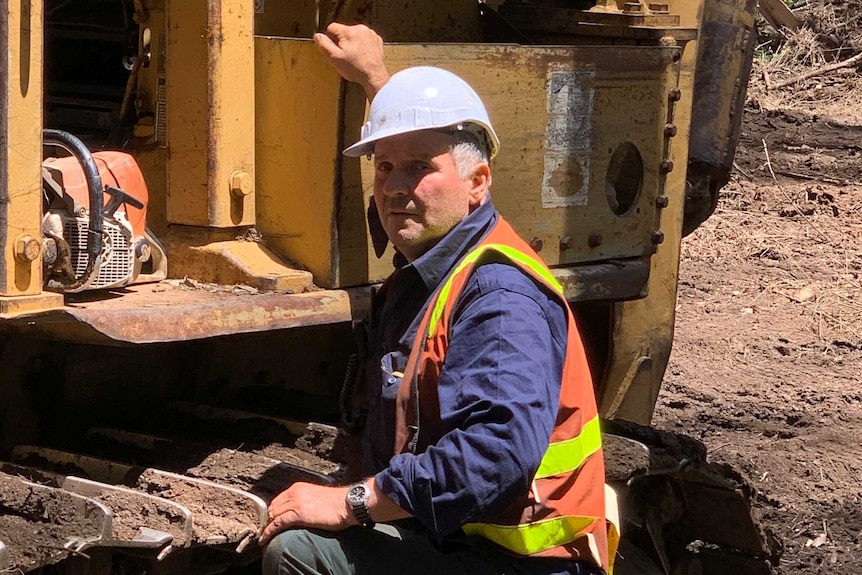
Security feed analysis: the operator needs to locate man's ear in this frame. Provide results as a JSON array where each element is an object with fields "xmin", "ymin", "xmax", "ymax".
[{"xmin": 467, "ymin": 163, "xmax": 491, "ymax": 206}]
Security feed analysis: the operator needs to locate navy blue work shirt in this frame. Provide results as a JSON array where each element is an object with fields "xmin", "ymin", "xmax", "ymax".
[{"xmin": 362, "ymin": 200, "xmax": 596, "ymax": 575}]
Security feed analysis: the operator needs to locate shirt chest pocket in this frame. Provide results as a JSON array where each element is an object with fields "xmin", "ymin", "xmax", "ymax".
[{"xmin": 380, "ymin": 351, "xmax": 406, "ymax": 401}]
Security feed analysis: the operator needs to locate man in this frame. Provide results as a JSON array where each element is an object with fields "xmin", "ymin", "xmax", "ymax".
[{"xmin": 260, "ymin": 24, "xmax": 611, "ymax": 575}]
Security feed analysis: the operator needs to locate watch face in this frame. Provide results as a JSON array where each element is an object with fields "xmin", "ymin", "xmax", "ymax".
[{"xmin": 347, "ymin": 484, "xmax": 367, "ymax": 504}]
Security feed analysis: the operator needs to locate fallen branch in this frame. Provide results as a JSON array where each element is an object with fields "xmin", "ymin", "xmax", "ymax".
[
  {"xmin": 772, "ymin": 51, "xmax": 862, "ymax": 90},
  {"xmin": 762, "ymin": 64, "xmax": 773, "ymax": 91},
  {"xmin": 776, "ymin": 170, "xmax": 850, "ymax": 186}
]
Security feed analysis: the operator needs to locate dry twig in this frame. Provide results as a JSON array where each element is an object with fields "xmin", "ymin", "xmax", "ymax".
[
  {"xmin": 775, "ymin": 170, "xmax": 850, "ymax": 186},
  {"xmin": 772, "ymin": 51, "xmax": 862, "ymax": 90}
]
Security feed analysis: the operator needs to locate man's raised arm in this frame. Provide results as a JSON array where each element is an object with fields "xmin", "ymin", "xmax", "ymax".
[{"xmin": 314, "ymin": 23, "xmax": 390, "ymax": 100}]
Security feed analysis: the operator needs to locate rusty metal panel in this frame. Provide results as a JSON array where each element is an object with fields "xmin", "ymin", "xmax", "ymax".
[
  {"xmin": 367, "ymin": 0, "xmax": 483, "ymax": 42},
  {"xmin": 254, "ymin": 0, "xmax": 318, "ymax": 37},
  {"xmin": 254, "ymin": 40, "xmax": 683, "ymax": 288},
  {"xmin": 166, "ymin": 0, "xmax": 255, "ymax": 228},
  {"xmin": 350, "ymin": 43, "xmax": 682, "ymax": 277},
  {"xmin": 1, "ymin": 283, "xmax": 370, "ymax": 344}
]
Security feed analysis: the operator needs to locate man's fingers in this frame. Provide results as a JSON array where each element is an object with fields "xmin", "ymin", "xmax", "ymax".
[
  {"xmin": 324, "ymin": 22, "xmax": 351, "ymax": 39},
  {"xmin": 313, "ymin": 32, "xmax": 341, "ymax": 58},
  {"xmin": 267, "ymin": 499, "xmax": 293, "ymax": 521},
  {"xmin": 258, "ymin": 520, "xmax": 279, "ymax": 548},
  {"xmin": 259, "ymin": 511, "xmax": 293, "ymax": 548}
]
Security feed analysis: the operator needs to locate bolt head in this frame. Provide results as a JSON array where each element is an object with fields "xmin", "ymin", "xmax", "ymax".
[
  {"xmin": 655, "ymin": 195, "xmax": 670, "ymax": 208},
  {"xmin": 559, "ymin": 236, "xmax": 573, "ymax": 251},
  {"xmin": 664, "ymin": 123, "xmax": 678, "ymax": 137},
  {"xmin": 660, "ymin": 160, "xmax": 675, "ymax": 175},
  {"xmin": 529, "ymin": 237, "xmax": 544, "ymax": 252},
  {"xmin": 668, "ymin": 88, "xmax": 682, "ymax": 102},
  {"xmin": 230, "ymin": 171, "xmax": 253, "ymax": 197},
  {"xmin": 651, "ymin": 231, "xmax": 665, "ymax": 245},
  {"xmin": 14, "ymin": 235, "xmax": 41, "ymax": 263},
  {"xmin": 588, "ymin": 232, "xmax": 604, "ymax": 248}
]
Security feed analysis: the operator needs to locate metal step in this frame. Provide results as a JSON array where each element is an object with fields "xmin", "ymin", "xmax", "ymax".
[
  {"xmin": 164, "ymin": 402, "xmax": 309, "ymax": 443},
  {"xmin": 62, "ymin": 476, "xmax": 194, "ymax": 555},
  {"xmin": 136, "ymin": 469, "xmax": 266, "ymax": 551},
  {"xmin": 11, "ymin": 445, "xmax": 141, "ymax": 485},
  {"xmin": 87, "ymin": 428, "xmax": 336, "ymax": 501},
  {"xmin": 0, "ymin": 472, "xmax": 111, "ymax": 572},
  {"xmin": 9, "ymin": 447, "xmax": 267, "ymax": 551}
]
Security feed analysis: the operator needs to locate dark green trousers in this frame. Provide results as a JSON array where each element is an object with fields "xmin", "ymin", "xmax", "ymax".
[
  {"xmin": 262, "ymin": 524, "xmax": 605, "ymax": 575},
  {"xmin": 262, "ymin": 523, "xmax": 508, "ymax": 575}
]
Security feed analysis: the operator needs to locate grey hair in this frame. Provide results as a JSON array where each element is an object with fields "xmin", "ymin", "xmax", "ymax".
[{"xmin": 448, "ymin": 131, "xmax": 490, "ymax": 180}]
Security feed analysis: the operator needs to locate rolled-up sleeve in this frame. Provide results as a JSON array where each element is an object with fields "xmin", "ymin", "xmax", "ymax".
[{"xmin": 376, "ymin": 263, "xmax": 569, "ymax": 538}]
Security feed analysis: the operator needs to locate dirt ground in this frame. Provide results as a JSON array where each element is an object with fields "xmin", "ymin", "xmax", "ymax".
[{"xmin": 651, "ymin": 15, "xmax": 862, "ymax": 572}]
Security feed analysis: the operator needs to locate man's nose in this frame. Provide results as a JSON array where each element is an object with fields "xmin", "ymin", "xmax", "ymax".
[{"xmin": 381, "ymin": 171, "xmax": 411, "ymax": 197}]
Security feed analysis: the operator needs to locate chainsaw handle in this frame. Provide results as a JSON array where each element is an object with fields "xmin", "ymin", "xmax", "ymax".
[
  {"xmin": 43, "ymin": 129, "xmax": 104, "ymax": 292},
  {"xmin": 43, "ymin": 129, "xmax": 104, "ymax": 258}
]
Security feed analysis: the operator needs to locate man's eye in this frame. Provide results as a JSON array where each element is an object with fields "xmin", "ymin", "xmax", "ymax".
[{"xmin": 375, "ymin": 163, "xmax": 392, "ymax": 174}]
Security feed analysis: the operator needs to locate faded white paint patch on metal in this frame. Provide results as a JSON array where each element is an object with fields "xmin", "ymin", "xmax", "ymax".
[{"xmin": 542, "ymin": 72, "xmax": 594, "ymax": 208}]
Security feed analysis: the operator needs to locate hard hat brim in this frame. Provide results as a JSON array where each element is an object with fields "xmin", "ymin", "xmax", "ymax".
[{"xmin": 343, "ymin": 122, "xmax": 500, "ymax": 158}]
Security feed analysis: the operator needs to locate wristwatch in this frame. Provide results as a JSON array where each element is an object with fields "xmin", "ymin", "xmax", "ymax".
[{"xmin": 346, "ymin": 482, "xmax": 375, "ymax": 528}]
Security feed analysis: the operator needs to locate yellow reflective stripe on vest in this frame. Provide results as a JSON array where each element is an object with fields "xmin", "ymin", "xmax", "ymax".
[
  {"xmin": 463, "ymin": 514, "xmax": 599, "ymax": 556},
  {"xmin": 535, "ymin": 415, "xmax": 602, "ymax": 480},
  {"xmin": 428, "ymin": 244, "xmax": 563, "ymax": 338}
]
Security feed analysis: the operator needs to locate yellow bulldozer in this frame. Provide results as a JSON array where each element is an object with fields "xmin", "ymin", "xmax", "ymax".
[{"xmin": 0, "ymin": 0, "xmax": 772, "ymax": 573}]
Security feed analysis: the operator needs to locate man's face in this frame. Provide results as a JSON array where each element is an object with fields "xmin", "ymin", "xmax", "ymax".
[{"xmin": 372, "ymin": 130, "xmax": 489, "ymax": 262}]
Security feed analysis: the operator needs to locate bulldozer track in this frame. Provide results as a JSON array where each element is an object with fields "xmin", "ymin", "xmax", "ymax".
[{"xmin": 0, "ymin": 406, "xmax": 344, "ymax": 574}]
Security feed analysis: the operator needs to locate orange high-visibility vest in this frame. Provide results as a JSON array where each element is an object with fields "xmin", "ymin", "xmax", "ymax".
[{"xmin": 394, "ymin": 216, "xmax": 615, "ymax": 572}]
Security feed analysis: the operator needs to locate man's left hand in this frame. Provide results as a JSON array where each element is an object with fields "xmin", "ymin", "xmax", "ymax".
[{"xmin": 259, "ymin": 483, "xmax": 354, "ymax": 547}]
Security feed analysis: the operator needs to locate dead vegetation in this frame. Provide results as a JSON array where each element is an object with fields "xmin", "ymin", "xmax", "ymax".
[
  {"xmin": 715, "ymin": 0, "xmax": 862, "ymax": 349},
  {"xmin": 748, "ymin": 0, "xmax": 862, "ymax": 120},
  {"xmin": 681, "ymin": 175, "xmax": 862, "ymax": 345}
]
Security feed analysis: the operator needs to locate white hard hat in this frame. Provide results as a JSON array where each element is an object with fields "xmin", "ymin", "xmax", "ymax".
[{"xmin": 343, "ymin": 66, "xmax": 500, "ymax": 159}]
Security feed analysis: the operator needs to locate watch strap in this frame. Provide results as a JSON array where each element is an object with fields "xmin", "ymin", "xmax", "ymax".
[{"xmin": 347, "ymin": 483, "xmax": 375, "ymax": 528}]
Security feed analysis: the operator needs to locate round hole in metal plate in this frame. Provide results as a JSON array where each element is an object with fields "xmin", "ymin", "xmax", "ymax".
[
  {"xmin": 606, "ymin": 142, "xmax": 643, "ymax": 216},
  {"xmin": 549, "ymin": 157, "xmax": 585, "ymax": 198}
]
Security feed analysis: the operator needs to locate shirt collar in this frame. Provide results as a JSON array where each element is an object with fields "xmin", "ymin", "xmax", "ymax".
[{"xmin": 405, "ymin": 199, "xmax": 498, "ymax": 292}]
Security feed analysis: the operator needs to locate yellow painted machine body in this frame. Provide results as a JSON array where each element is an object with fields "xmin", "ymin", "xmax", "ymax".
[
  {"xmin": 0, "ymin": 0, "xmax": 756, "ymax": 462},
  {"xmin": 0, "ymin": 1, "xmax": 768, "ymax": 573},
  {"xmin": 3, "ymin": 0, "xmax": 755, "ymax": 421}
]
